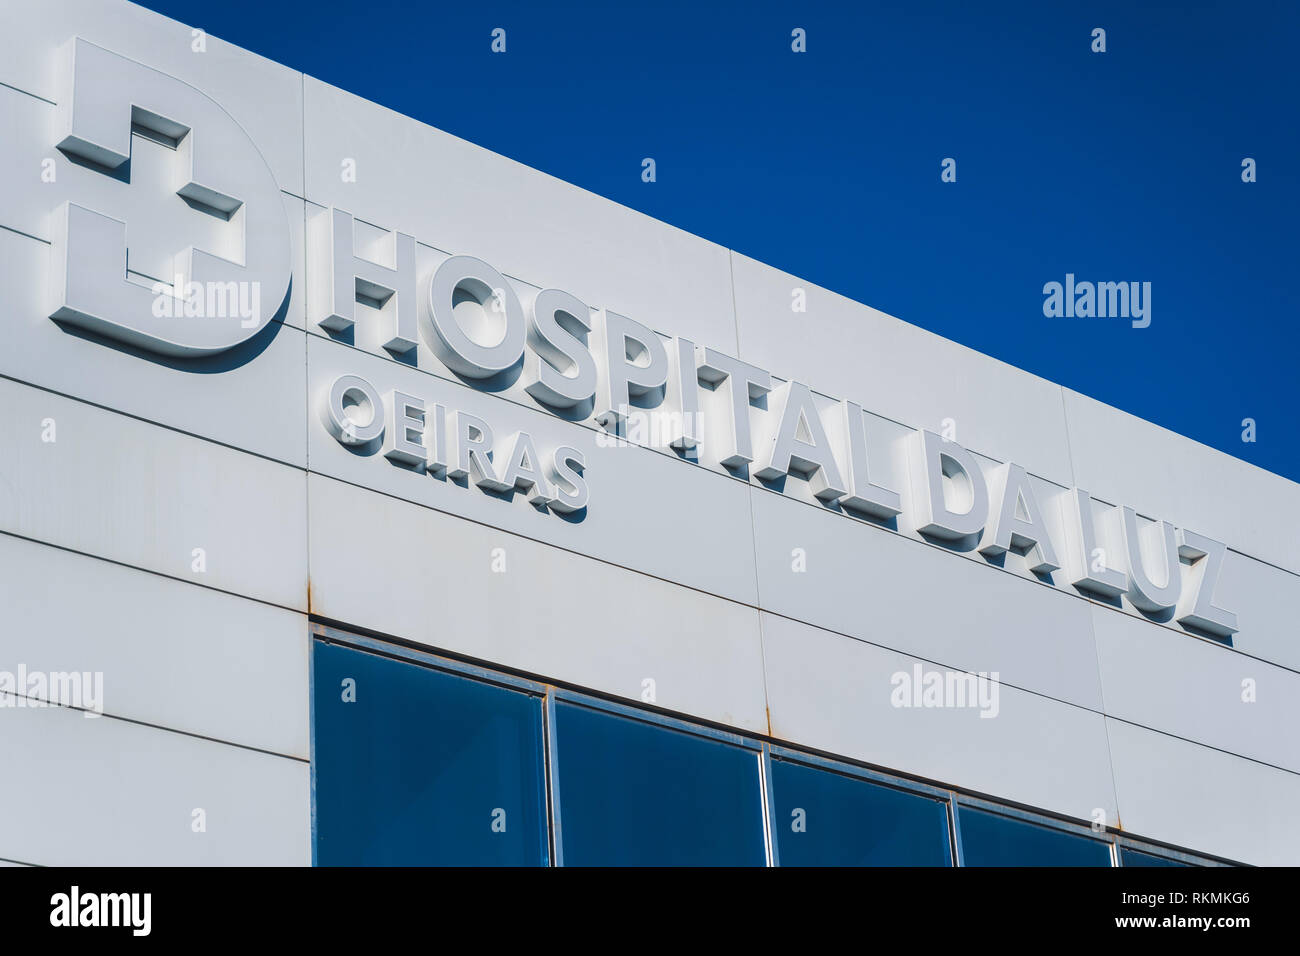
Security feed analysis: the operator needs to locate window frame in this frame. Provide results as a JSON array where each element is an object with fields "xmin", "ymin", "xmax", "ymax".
[
  {"xmin": 1115, "ymin": 836, "xmax": 1231, "ymax": 868},
  {"xmin": 953, "ymin": 795, "xmax": 1120, "ymax": 867},
  {"xmin": 310, "ymin": 623, "xmax": 552, "ymax": 867},
  {"xmin": 308, "ymin": 625, "xmax": 1243, "ymax": 869},
  {"xmin": 547, "ymin": 688, "xmax": 770, "ymax": 867},
  {"xmin": 766, "ymin": 744, "xmax": 958, "ymax": 867}
]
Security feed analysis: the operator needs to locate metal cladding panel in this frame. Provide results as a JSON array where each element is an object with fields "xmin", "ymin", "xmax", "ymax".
[
  {"xmin": 1093, "ymin": 605, "xmax": 1300, "ymax": 774},
  {"xmin": 0, "ymin": 376, "xmax": 308, "ymax": 611},
  {"xmin": 1215, "ymin": 551, "xmax": 1300, "ymax": 673},
  {"xmin": 0, "ymin": 533, "xmax": 309, "ymax": 758},
  {"xmin": 305, "ymin": 473, "xmax": 769, "ymax": 736},
  {"xmin": 306, "ymin": 334, "xmax": 760, "ymax": 605},
  {"xmin": 761, "ymin": 613, "xmax": 1118, "ymax": 824},
  {"xmin": 749, "ymin": 486, "xmax": 1106, "ymax": 712},
  {"xmin": 1107, "ymin": 718, "xmax": 1300, "ymax": 866},
  {"xmin": 0, "ymin": 705, "xmax": 309, "ymax": 866},
  {"xmin": 0, "ymin": 220, "xmax": 308, "ymax": 466}
]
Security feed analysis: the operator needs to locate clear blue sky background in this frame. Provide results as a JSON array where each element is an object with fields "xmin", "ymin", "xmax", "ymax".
[{"xmin": 141, "ymin": 0, "xmax": 1299, "ymax": 482}]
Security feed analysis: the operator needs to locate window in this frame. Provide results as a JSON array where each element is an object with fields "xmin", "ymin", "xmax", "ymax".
[
  {"xmin": 313, "ymin": 641, "xmax": 548, "ymax": 866},
  {"xmin": 1121, "ymin": 847, "xmax": 1190, "ymax": 867},
  {"xmin": 958, "ymin": 806, "xmax": 1111, "ymax": 866},
  {"xmin": 552, "ymin": 700, "xmax": 766, "ymax": 865},
  {"xmin": 771, "ymin": 756, "xmax": 952, "ymax": 866},
  {"xmin": 309, "ymin": 630, "xmax": 1237, "ymax": 869}
]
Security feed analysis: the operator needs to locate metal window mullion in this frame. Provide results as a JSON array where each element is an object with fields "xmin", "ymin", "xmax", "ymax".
[
  {"xmin": 760, "ymin": 745, "xmax": 779, "ymax": 867},
  {"xmin": 544, "ymin": 691, "xmax": 564, "ymax": 867},
  {"xmin": 948, "ymin": 792, "xmax": 966, "ymax": 867}
]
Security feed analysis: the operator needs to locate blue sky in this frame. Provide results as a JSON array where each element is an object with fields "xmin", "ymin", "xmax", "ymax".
[{"xmin": 142, "ymin": 0, "xmax": 1299, "ymax": 482}]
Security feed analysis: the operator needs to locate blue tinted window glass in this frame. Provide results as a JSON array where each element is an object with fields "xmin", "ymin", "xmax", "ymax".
[
  {"xmin": 958, "ymin": 807, "xmax": 1111, "ymax": 866},
  {"xmin": 1122, "ymin": 847, "xmax": 1190, "ymax": 867},
  {"xmin": 554, "ymin": 702, "xmax": 766, "ymax": 865},
  {"xmin": 771, "ymin": 758, "xmax": 951, "ymax": 866},
  {"xmin": 313, "ymin": 642, "xmax": 547, "ymax": 866}
]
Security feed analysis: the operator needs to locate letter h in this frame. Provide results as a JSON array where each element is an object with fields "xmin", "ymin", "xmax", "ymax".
[{"xmin": 310, "ymin": 206, "xmax": 417, "ymax": 353}]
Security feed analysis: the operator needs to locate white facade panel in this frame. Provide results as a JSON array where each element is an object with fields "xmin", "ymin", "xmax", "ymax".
[
  {"xmin": 0, "ymin": 704, "xmax": 309, "ymax": 866},
  {"xmin": 0, "ymin": 226, "xmax": 308, "ymax": 466},
  {"xmin": 1107, "ymin": 718, "xmax": 1300, "ymax": 866},
  {"xmin": 307, "ymin": 334, "xmax": 760, "ymax": 605},
  {"xmin": 761, "ymin": 614, "xmax": 1118, "ymax": 823},
  {"xmin": 1093, "ymin": 606, "xmax": 1300, "ymax": 773},
  {"xmin": 750, "ymin": 486, "xmax": 1105, "ymax": 711},
  {"xmin": 0, "ymin": 377, "xmax": 308, "ymax": 610},
  {"xmin": 1216, "ymin": 551, "xmax": 1300, "ymax": 674},
  {"xmin": 0, "ymin": 533, "xmax": 308, "ymax": 758},
  {"xmin": 307, "ymin": 474, "xmax": 769, "ymax": 734}
]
